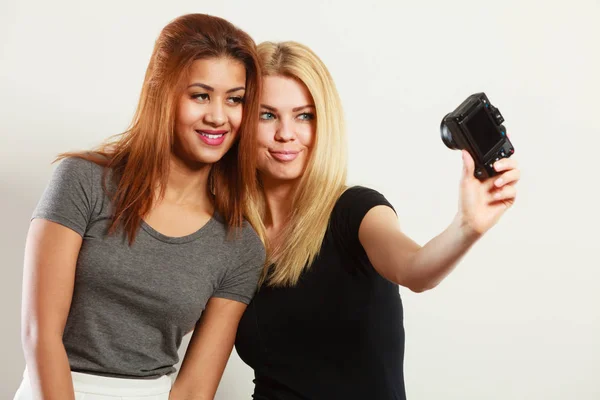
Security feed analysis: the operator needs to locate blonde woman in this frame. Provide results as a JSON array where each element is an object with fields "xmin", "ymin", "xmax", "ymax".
[{"xmin": 235, "ymin": 41, "xmax": 521, "ymax": 400}]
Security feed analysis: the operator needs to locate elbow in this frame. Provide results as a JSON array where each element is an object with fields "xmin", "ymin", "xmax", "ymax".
[
  {"xmin": 404, "ymin": 278, "xmax": 440, "ymax": 293},
  {"xmin": 409, "ymin": 284, "xmax": 433, "ymax": 293},
  {"xmin": 21, "ymin": 321, "xmax": 38, "ymax": 351},
  {"xmin": 21, "ymin": 322, "xmax": 61, "ymax": 356},
  {"xmin": 408, "ymin": 284, "xmax": 427, "ymax": 293},
  {"xmin": 395, "ymin": 261, "xmax": 441, "ymax": 293},
  {"xmin": 21, "ymin": 323, "xmax": 42, "ymax": 357}
]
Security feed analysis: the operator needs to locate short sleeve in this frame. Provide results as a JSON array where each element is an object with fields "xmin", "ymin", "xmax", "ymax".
[
  {"xmin": 330, "ymin": 186, "xmax": 396, "ymax": 262},
  {"xmin": 213, "ymin": 229, "xmax": 266, "ymax": 304},
  {"xmin": 32, "ymin": 157, "xmax": 95, "ymax": 237}
]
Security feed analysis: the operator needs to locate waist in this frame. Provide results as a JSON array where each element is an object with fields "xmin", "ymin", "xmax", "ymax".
[{"xmin": 23, "ymin": 367, "xmax": 172, "ymax": 396}]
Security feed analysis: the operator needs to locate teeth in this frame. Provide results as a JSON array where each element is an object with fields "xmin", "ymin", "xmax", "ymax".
[{"xmin": 200, "ymin": 133, "xmax": 224, "ymax": 139}]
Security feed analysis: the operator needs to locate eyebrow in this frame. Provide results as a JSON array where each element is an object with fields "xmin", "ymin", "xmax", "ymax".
[
  {"xmin": 188, "ymin": 83, "xmax": 245, "ymax": 93},
  {"xmin": 260, "ymin": 104, "xmax": 315, "ymax": 112}
]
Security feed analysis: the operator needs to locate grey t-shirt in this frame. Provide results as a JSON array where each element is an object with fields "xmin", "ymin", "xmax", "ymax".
[{"xmin": 32, "ymin": 156, "xmax": 265, "ymax": 378}]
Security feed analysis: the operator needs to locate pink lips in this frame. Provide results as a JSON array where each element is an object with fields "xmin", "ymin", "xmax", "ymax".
[
  {"xmin": 270, "ymin": 150, "xmax": 300, "ymax": 162},
  {"xmin": 196, "ymin": 129, "xmax": 228, "ymax": 146}
]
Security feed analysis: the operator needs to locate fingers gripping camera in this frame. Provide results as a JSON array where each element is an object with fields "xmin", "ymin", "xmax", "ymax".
[{"xmin": 441, "ymin": 93, "xmax": 515, "ymax": 180}]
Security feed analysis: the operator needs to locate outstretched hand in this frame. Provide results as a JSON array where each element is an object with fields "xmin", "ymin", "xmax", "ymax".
[{"xmin": 457, "ymin": 150, "xmax": 520, "ymax": 237}]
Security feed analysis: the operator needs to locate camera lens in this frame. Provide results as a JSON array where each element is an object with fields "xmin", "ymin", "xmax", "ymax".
[{"xmin": 440, "ymin": 114, "xmax": 459, "ymax": 150}]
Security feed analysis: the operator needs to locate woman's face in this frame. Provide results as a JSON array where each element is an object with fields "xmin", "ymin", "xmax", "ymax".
[
  {"xmin": 257, "ymin": 75, "xmax": 316, "ymax": 183},
  {"xmin": 174, "ymin": 57, "xmax": 246, "ymax": 166}
]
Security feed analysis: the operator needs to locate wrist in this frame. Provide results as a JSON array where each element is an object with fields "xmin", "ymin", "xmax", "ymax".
[{"xmin": 452, "ymin": 213, "xmax": 483, "ymax": 244}]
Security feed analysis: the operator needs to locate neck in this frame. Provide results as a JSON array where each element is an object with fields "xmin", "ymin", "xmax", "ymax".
[
  {"xmin": 160, "ymin": 156, "xmax": 213, "ymax": 210},
  {"xmin": 261, "ymin": 176, "xmax": 299, "ymax": 232}
]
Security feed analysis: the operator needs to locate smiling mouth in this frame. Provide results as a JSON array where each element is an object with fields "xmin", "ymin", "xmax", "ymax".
[
  {"xmin": 196, "ymin": 130, "xmax": 228, "ymax": 146},
  {"xmin": 196, "ymin": 130, "xmax": 227, "ymax": 139}
]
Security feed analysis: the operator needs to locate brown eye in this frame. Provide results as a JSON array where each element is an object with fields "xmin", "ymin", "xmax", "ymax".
[
  {"xmin": 192, "ymin": 93, "xmax": 209, "ymax": 101},
  {"xmin": 227, "ymin": 96, "xmax": 244, "ymax": 105}
]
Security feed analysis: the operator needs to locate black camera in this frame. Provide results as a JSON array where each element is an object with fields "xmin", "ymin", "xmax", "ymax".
[{"xmin": 440, "ymin": 92, "xmax": 514, "ymax": 180}]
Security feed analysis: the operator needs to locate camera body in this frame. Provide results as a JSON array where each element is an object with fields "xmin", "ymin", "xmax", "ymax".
[{"xmin": 440, "ymin": 92, "xmax": 514, "ymax": 180}]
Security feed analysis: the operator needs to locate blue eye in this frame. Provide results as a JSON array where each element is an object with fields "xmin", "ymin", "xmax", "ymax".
[
  {"xmin": 260, "ymin": 112, "xmax": 275, "ymax": 120},
  {"xmin": 298, "ymin": 112, "xmax": 314, "ymax": 121}
]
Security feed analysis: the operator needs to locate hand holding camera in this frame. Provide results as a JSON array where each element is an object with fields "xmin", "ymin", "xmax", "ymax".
[
  {"xmin": 441, "ymin": 93, "xmax": 520, "ymax": 236},
  {"xmin": 456, "ymin": 149, "xmax": 519, "ymax": 237}
]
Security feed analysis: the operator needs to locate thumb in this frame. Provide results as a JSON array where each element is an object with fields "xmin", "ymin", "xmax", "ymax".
[{"xmin": 462, "ymin": 150, "xmax": 475, "ymax": 179}]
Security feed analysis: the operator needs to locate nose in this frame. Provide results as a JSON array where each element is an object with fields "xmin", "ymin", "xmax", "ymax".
[
  {"xmin": 275, "ymin": 118, "xmax": 295, "ymax": 142},
  {"xmin": 204, "ymin": 101, "xmax": 226, "ymax": 127}
]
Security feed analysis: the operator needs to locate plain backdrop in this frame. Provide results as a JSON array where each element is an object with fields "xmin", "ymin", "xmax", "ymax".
[{"xmin": 1, "ymin": 0, "xmax": 599, "ymax": 399}]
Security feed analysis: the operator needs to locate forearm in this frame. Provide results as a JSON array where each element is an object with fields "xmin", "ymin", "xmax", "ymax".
[
  {"xmin": 402, "ymin": 214, "xmax": 480, "ymax": 292},
  {"xmin": 169, "ymin": 349, "xmax": 228, "ymax": 400},
  {"xmin": 22, "ymin": 334, "xmax": 75, "ymax": 400},
  {"xmin": 169, "ymin": 383, "xmax": 216, "ymax": 400},
  {"xmin": 169, "ymin": 298, "xmax": 248, "ymax": 400}
]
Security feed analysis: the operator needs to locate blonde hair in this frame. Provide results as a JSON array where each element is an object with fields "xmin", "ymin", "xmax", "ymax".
[{"xmin": 252, "ymin": 41, "xmax": 348, "ymax": 287}]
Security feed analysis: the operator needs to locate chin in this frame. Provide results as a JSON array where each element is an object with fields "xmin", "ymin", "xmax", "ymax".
[
  {"xmin": 175, "ymin": 149, "xmax": 226, "ymax": 166},
  {"xmin": 196, "ymin": 152, "xmax": 229, "ymax": 165},
  {"xmin": 269, "ymin": 169, "xmax": 304, "ymax": 182},
  {"xmin": 195, "ymin": 143, "xmax": 236, "ymax": 163}
]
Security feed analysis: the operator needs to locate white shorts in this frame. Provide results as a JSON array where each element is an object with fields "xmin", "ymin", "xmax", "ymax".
[{"xmin": 13, "ymin": 368, "xmax": 172, "ymax": 400}]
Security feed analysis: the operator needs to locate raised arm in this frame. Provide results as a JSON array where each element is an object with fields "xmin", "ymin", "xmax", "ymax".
[
  {"xmin": 359, "ymin": 150, "xmax": 520, "ymax": 292},
  {"xmin": 21, "ymin": 219, "xmax": 82, "ymax": 400}
]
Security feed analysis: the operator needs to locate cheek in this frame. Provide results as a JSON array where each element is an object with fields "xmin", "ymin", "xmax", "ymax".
[
  {"xmin": 229, "ymin": 107, "xmax": 243, "ymax": 131},
  {"xmin": 256, "ymin": 124, "xmax": 274, "ymax": 148},
  {"xmin": 255, "ymin": 127, "xmax": 273, "ymax": 167},
  {"xmin": 177, "ymin": 100, "xmax": 202, "ymax": 128},
  {"xmin": 299, "ymin": 124, "xmax": 316, "ymax": 149}
]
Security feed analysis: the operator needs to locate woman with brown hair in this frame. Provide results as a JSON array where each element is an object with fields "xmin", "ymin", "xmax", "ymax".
[{"xmin": 14, "ymin": 13, "xmax": 265, "ymax": 400}]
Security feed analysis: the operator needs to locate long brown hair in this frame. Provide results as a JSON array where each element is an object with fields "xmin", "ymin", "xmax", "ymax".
[{"xmin": 58, "ymin": 13, "xmax": 262, "ymax": 244}]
